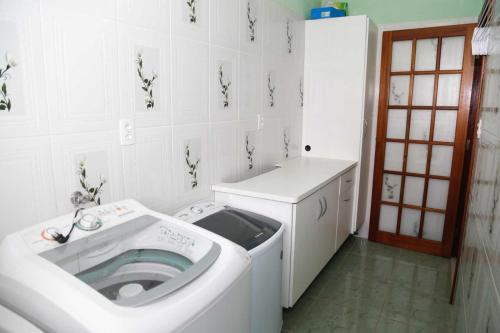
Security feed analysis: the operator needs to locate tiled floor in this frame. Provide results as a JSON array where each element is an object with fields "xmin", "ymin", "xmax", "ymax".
[{"xmin": 282, "ymin": 237, "xmax": 457, "ymax": 333}]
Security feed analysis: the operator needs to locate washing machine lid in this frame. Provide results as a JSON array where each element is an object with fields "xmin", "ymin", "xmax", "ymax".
[
  {"xmin": 193, "ymin": 208, "xmax": 281, "ymax": 251},
  {"xmin": 39, "ymin": 215, "xmax": 221, "ymax": 308}
]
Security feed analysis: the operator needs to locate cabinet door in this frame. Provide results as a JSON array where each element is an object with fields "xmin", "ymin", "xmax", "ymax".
[
  {"xmin": 337, "ymin": 187, "xmax": 354, "ymax": 251},
  {"xmin": 290, "ymin": 179, "xmax": 339, "ymax": 306},
  {"xmin": 321, "ymin": 178, "xmax": 340, "ymax": 256}
]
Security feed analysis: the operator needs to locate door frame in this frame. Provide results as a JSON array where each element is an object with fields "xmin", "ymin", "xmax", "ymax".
[{"xmin": 368, "ymin": 24, "xmax": 476, "ymax": 257}]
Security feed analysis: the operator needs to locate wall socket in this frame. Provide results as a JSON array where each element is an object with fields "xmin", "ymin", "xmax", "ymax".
[
  {"xmin": 257, "ymin": 114, "xmax": 264, "ymax": 130},
  {"xmin": 119, "ymin": 119, "xmax": 135, "ymax": 146}
]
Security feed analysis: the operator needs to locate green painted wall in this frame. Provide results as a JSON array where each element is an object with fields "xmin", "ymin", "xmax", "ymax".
[
  {"xmin": 276, "ymin": 0, "xmax": 483, "ymax": 23},
  {"xmin": 277, "ymin": 0, "xmax": 322, "ymax": 17},
  {"xmin": 333, "ymin": 0, "xmax": 483, "ymax": 24}
]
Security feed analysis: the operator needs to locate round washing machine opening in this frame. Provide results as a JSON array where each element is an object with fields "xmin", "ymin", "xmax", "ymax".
[{"xmin": 76, "ymin": 249, "xmax": 196, "ymax": 307}]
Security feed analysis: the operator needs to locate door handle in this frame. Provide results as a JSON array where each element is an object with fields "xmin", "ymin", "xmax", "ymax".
[
  {"xmin": 317, "ymin": 198, "xmax": 324, "ymax": 220},
  {"xmin": 343, "ymin": 198, "xmax": 350, "ymax": 202},
  {"xmin": 322, "ymin": 197, "xmax": 328, "ymax": 217},
  {"xmin": 346, "ymin": 179, "xmax": 352, "ymax": 183}
]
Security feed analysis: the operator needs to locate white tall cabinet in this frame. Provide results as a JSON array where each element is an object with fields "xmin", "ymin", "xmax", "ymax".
[{"xmin": 302, "ymin": 15, "xmax": 378, "ymax": 232}]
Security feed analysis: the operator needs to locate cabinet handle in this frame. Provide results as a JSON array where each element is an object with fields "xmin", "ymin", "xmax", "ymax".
[
  {"xmin": 345, "ymin": 179, "xmax": 352, "ymax": 183},
  {"xmin": 317, "ymin": 198, "xmax": 324, "ymax": 220},
  {"xmin": 343, "ymin": 198, "xmax": 350, "ymax": 202},
  {"xmin": 322, "ymin": 197, "xmax": 328, "ymax": 216}
]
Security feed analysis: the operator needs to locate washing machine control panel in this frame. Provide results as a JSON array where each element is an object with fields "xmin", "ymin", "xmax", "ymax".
[
  {"xmin": 22, "ymin": 200, "xmax": 141, "ymax": 254},
  {"xmin": 174, "ymin": 202, "xmax": 225, "ymax": 223}
]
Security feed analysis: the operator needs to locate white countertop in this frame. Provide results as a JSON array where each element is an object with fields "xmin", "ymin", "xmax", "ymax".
[{"xmin": 212, "ymin": 157, "xmax": 357, "ymax": 203}]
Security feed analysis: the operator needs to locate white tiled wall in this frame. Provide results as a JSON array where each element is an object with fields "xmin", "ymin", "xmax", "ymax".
[{"xmin": 0, "ymin": 0, "xmax": 305, "ymax": 237}]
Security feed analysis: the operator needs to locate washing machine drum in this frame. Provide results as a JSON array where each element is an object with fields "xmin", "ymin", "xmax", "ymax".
[
  {"xmin": 76, "ymin": 249, "xmax": 194, "ymax": 306},
  {"xmin": 193, "ymin": 208, "xmax": 281, "ymax": 251}
]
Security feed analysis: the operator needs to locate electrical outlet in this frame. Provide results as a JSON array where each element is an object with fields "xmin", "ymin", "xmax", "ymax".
[
  {"xmin": 257, "ymin": 114, "xmax": 264, "ymax": 130},
  {"xmin": 119, "ymin": 119, "xmax": 135, "ymax": 146}
]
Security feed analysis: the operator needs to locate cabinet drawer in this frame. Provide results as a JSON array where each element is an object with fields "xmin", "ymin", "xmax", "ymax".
[
  {"xmin": 340, "ymin": 168, "xmax": 355, "ymax": 194},
  {"xmin": 337, "ymin": 188, "xmax": 353, "ymax": 251}
]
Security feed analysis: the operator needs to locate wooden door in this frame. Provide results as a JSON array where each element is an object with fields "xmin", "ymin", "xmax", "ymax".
[{"xmin": 369, "ymin": 24, "xmax": 475, "ymax": 256}]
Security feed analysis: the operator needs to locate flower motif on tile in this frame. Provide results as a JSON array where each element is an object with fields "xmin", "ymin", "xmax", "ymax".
[
  {"xmin": 136, "ymin": 50, "xmax": 158, "ymax": 110},
  {"xmin": 391, "ymin": 82, "xmax": 404, "ymax": 105},
  {"xmin": 218, "ymin": 64, "xmax": 231, "ymax": 108},
  {"xmin": 267, "ymin": 73, "xmax": 276, "ymax": 108},
  {"xmin": 247, "ymin": 1, "xmax": 257, "ymax": 42},
  {"xmin": 490, "ymin": 167, "xmax": 500, "ymax": 234},
  {"xmin": 299, "ymin": 78, "xmax": 304, "ymax": 107},
  {"xmin": 430, "ymin": 38, "xmax": 438, "ymax": 51},
  {"xmin": 413, "ymin": 221, "xmax": 419, "ymax": 236},
  {"xmin": 245, "ymin": 135, "xmax": 255, "ymax": 170},
  {"xmin": 185, "ymin": 144, "xmax": 200, "ymax": 189},
  {"xmin": 384, "ymin": 175, "xmax": 398, "ymax": 200},
  {"xmin": 286, "ymin": 20, "xmax": 293, "ymax": 54},
  {"xmin": 76, "ymin": 159, "xmax": 106, "ymax": 206},
  {"xmin": 0, "ymin": 53, "xmax": 17, "ymax": 112},
  {"xmin": 283, "ymin": 128, "xmax": 290, "ymax": 159},
  {"xmin": 187, "ymin": 0, "xmax": 197, "ymax": 24}
]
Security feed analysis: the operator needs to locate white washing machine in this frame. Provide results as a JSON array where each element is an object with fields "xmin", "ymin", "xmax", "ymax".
[
  {"xmin": 175, "ymin": 202, "xmax": 284, "ymax": 333},
  {"xmin": 0, "ymin": 200, "xmax": 252, "ymax": 333}
]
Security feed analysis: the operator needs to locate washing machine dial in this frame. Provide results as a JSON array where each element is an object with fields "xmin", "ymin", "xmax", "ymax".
[
  {"xmin": 41, "ymin": 227, "xmax": 61, "ymax": 241},
  {"xmin": 76, "ymin": 214, "xmax": 103, "ymax": 231},
  {"xmin": 190, "ymin": 206, "xmax": 203, "ymax": 214}
]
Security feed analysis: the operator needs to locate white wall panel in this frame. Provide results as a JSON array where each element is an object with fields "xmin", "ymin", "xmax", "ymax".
[
  {"xmin": 0, "ymin": 136, "xmax": 57, "ymax": 238},
  {"xmin": 118, "ymin": 24, "xmax": 171, "ymax": 127},
  {"xmin": 210, "ymin": 122, "xmax": 239, "ymax": 184},
  {"xmin": 171, "ymin": 0, "xmax": 209, "ymax": 42},
  {"xmin": 0, "ymin": 0, "xmax": 49, "ymax": 138},
  {"xmin": 51, "ymin": 131, "xmax": 124, "ymax": 215},
  {"xmin": 171, "ymin": 38, "xmax": 209, "ymax": 125},
  {"xmin": 122, "ymin": 126, "xmax": 173, "ymax": 213},
  {"xmin": 172, "ymin": 124, "xmax": 210, "ymax": 209},
  {"xmin": 210, "ymin": 46, "xmax": 239, "ymax": 122},
  {"xmin": 117, "ymin": 0, "xmax": 170, "ymax": 31},
  {"xmin": 42, "ymin": 9, "xmax": 119, "ymax": 134},
  {"xmin": 210, "ymin": 0, "xmax": 239, "ymax": 49},
  {"xmin": 239, "ymin": 0, "xmax": 262, "ymax": 54}
]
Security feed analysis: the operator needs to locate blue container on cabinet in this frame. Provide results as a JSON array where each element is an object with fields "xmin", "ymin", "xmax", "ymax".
[{"xmin": 310, "ymin": 7, "xmax": 345, "ymax": 20}]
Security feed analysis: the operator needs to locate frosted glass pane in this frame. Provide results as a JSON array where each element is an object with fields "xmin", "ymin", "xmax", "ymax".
[
  {"xmin": 400, "ymin": 208, "xmax": 421, "ymax": 237},
  {"xmin": 403, "ymin": 176, "xmax": 425, "ymax": 206},
  {"xmin": 407, "ymin": 144, "xmax": 428, "ymax": 174},
  {"xmin": 434, "ymin": 110, "xmax": 457, "ymax": 142},
  {"xmin": 412, "ymin": 75, "xmax": 435, "ymax": 106},
  {"xmin": 382, "ymin": 174, "xmax": 401, "ymax": 203},
  {"xmin": 390, "ymin": 76, "xmax": 410, "ymax": 105},
  {"xmin": 409, "ymin": 110, "xmax": 432, "ymax": 140},
  {"xmin": 384, "ymin": 142, "xmax": 405, "ymax": 171},
  {"xmin": 426, "ymin": 179, "xmax": 449, "ymax": 210},
  {"xmin": 430, "ymin": 145, "xmax": 453, "ymax": 177},
  {"xmin": 387, "ymin": 110, "xmax": 407, "ymax": 139},
  {"xmin": 423, "ymin": 212, "xmax": 445, "ymax": 241},
  {"xmin": 440, "ymin": 36, "xmax": 465, "ymax": 70},
  {"xmin": 391, "ymin": 40, "xmax": 413, "ymax": 72},
  {"xmin": 437, "ymin": 74, "xmax": 461, "ymax": 107},
  {"xmin": 415, "ymin": 38, "xmax": 438, "ymax": 71},
  {"xmin": 379, "ymin": 205, "xmax": 398, "ymax": 233}
]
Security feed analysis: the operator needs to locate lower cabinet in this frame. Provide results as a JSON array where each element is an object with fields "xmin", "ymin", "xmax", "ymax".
[
  {"xmin": 214, "ymin": 166, "xmax": 356, "ymax": 308},
  {"xmin": 291, "ymin": 179, "xmax": 339, "ymax": 305}
]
